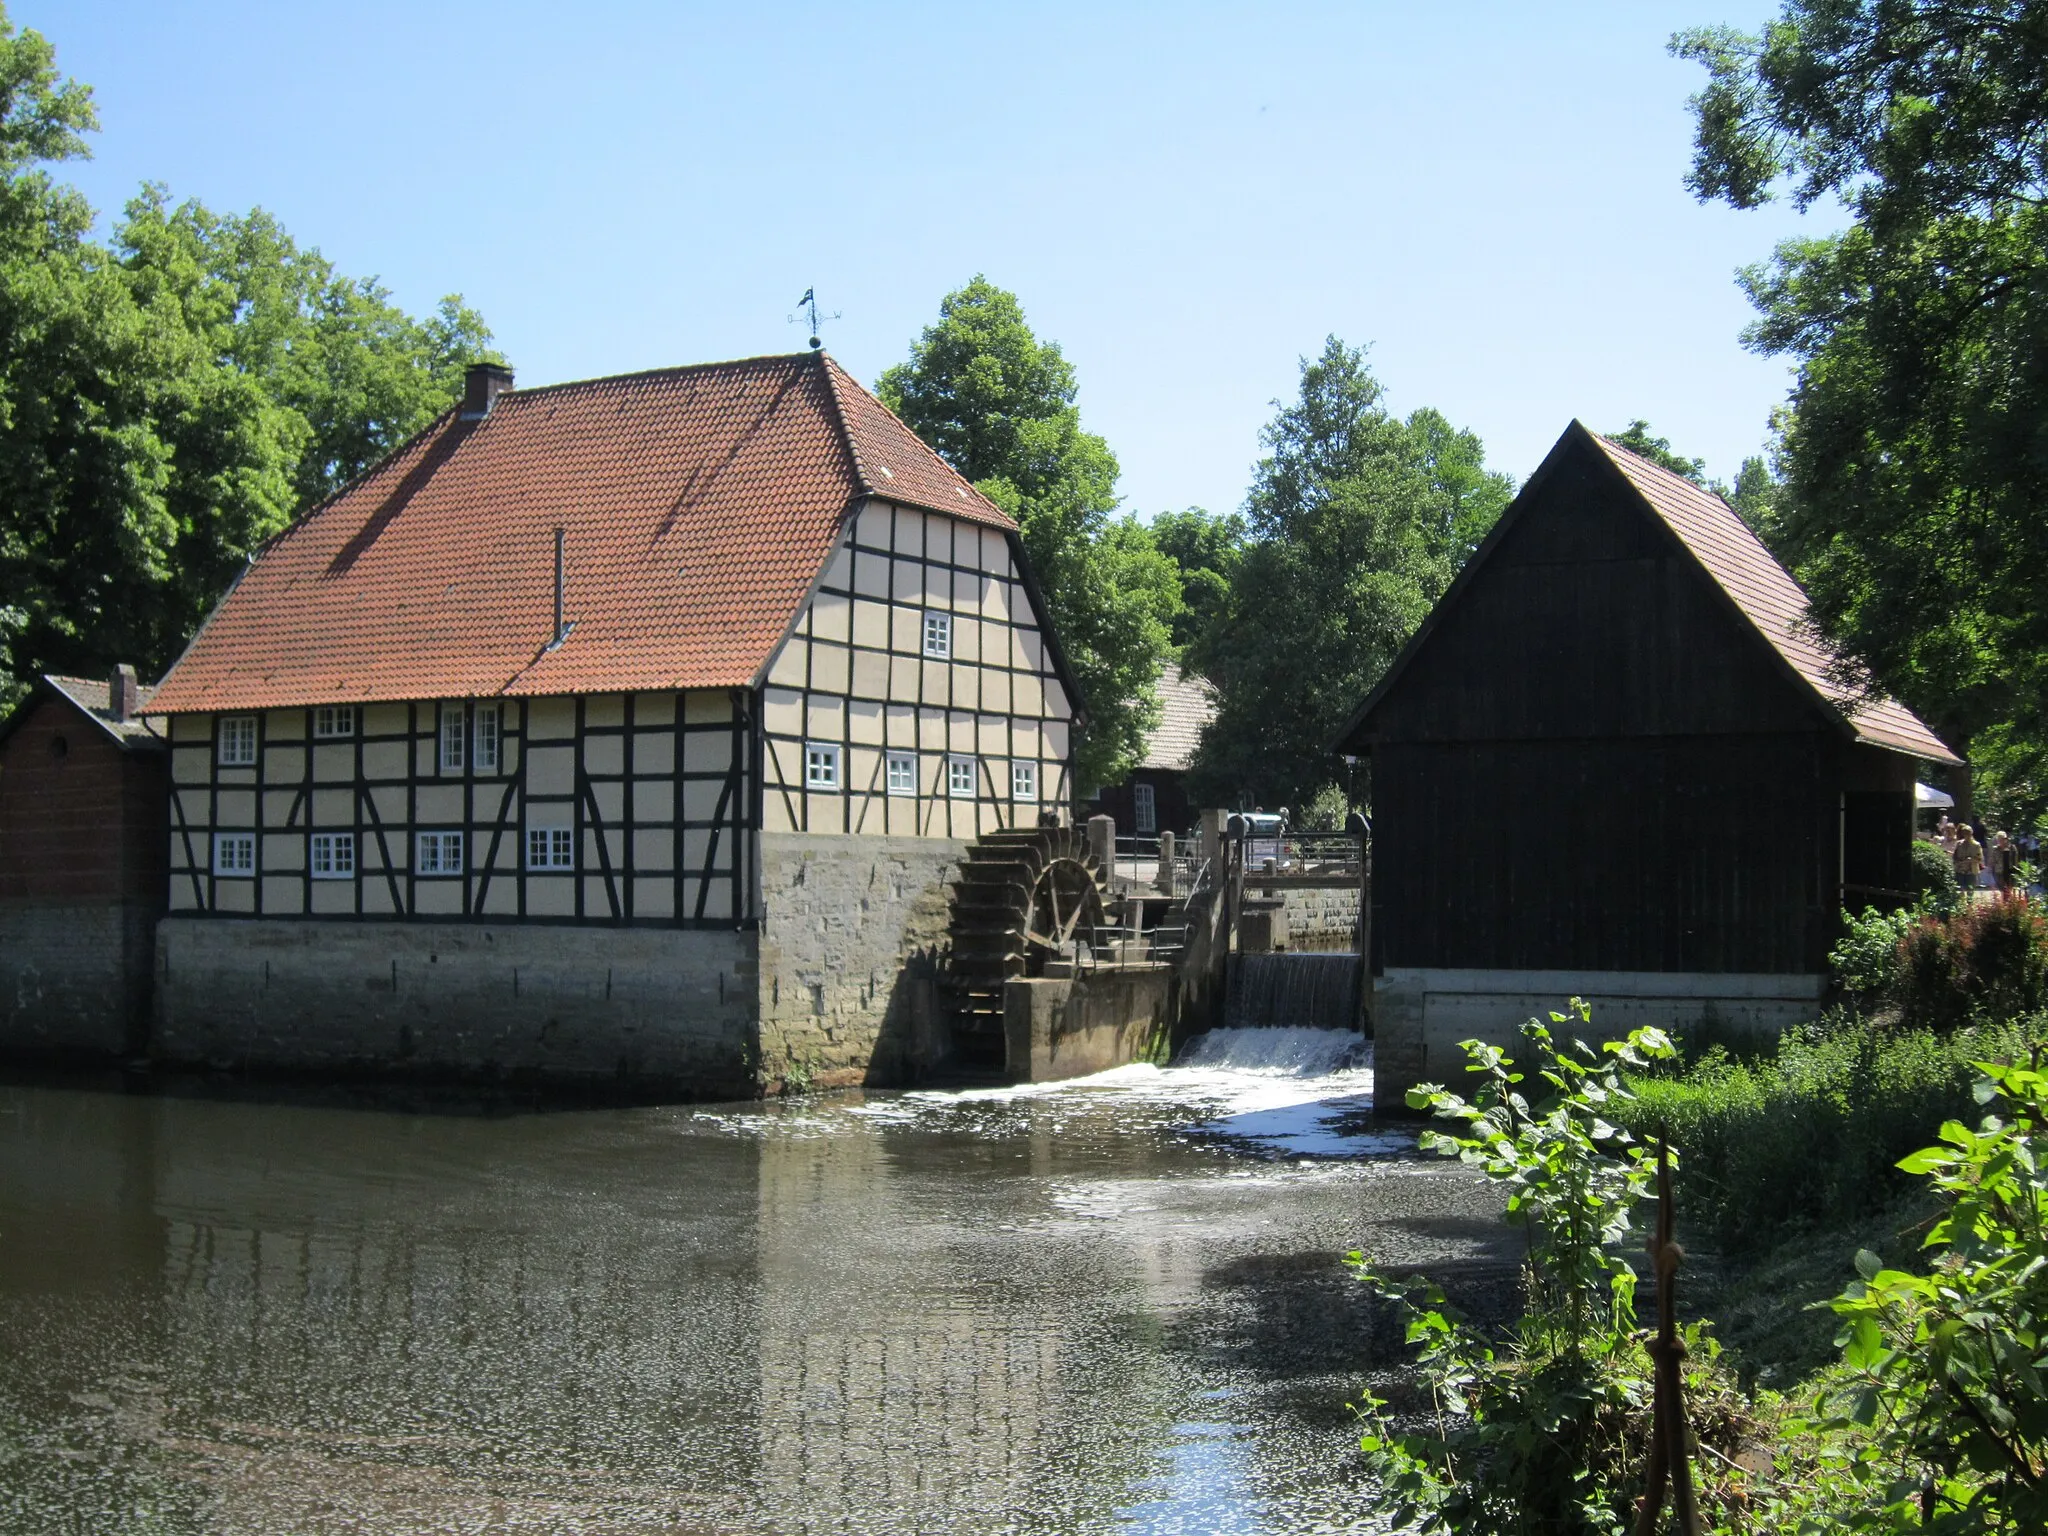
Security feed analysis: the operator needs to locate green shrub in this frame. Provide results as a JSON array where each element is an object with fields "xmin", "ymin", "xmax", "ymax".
[
  {"xmin": 1747, "ymin": 1054, "xmax": 2048, "ymax": 1531},
  {"xmin": 1909, "ymin": 837, "xmax": 1959, "ymax": 913},
  {"xmin": 1351, "ymin": 1006, "xmax": 1761, "ymax": 1534},
  {"xmin": 1831, "ymin": 905, "xmax": 1917, "ymax": 999},
  {"xmin": 1620, "ymin": 1014, "xmax": 2048, "ymax": 1253}
]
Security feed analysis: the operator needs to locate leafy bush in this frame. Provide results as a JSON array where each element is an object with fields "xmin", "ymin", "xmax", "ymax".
[
  {"xmin": 1620, "ymin": 1014, "xmax": 2048, "ymax": 1253},
  {"xmin": 1351, "ymin": 1006, "xmax": 1759, "ymax": 1534},
  {"xmin": 1831, "ymin": 905, "xmax": 1918, "ymax": 999},
  {"xmin": 1832, "ymin": 893, "xmax": 2048, "ymax": 1030},
  {"xmin": 1909, "ymin": 838, "xmax": 1959, "ymax": 914},
  {"xmin": 1743, "ymin": 1054, "xmax": 2048, "ymax": 1532}
]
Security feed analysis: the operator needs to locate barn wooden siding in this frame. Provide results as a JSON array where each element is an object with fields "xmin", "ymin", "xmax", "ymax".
[{"xmin": 1359, "ymin": 437, "xmax": 1916, "ymax": 978}]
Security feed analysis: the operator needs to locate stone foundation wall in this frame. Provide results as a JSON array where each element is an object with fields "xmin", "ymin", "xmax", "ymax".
[
  {"xmin": 154, "ymin": 918, "xmax": 758, "ymax": 1096},
  {"xmin": 0, "ymin": 904, "xmax": 157, "ymax": 1061},
  {"xmin": 1372, "ymin": 967, "xmax": 1828, "ymax": 1108},
  {"xmin": 755, "ymin": 832, "xmax": 968, "ymax": 1089},
  {"xmin": 1277, "ymin": 885, "xmax": 1361, "ymax": 951}
]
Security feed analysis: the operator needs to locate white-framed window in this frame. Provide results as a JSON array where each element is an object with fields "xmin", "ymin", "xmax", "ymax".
[
  {"xmin": 805, "ymin": 742, "xmax": 840, "ymax": 789},
  {"xmin": 885, "ymin": 753, "xmax": 917, "ymax": 796},
  {"xmin": 312, "ymin": 705, "xmax": 356, "ymax": 739},
  {"xmin": 439, "ymin": 703, "xmax": 465, "ymax": 773},
  {"xmin": 1134, "ymin": 782, "xmax": 1157, "ymax": 834},
  {"xmin": 526, "ymin": 825, "xmax": 574, "ymax": 870},
  {"xmin": 309, "ymin": 832, "xmax": 355, "ymax": 879},
  {"xmin": 212, "ymin": 831, "xmax": 255, "ymax": 877},
  {"xmin": 922, "ymin": 610, "xmax": 952, "ymax": 659},
  {"xmin": 1012, "ymin": 761, "xmax": 1038, "ymax": 802},
  {"xmin": 948, "ymin": 756, "xmax": 976, "ymax": 798},
  {"xmin": 473, "ymin": 704, "xmax": 500, "ymax": 774},
  {"xmin": 217, "ymin": 715, "xmax": 257, "ymax": 767},
  {"xmin": 415, "ymin": 830, "xmax": 464, "ymax": 876}
]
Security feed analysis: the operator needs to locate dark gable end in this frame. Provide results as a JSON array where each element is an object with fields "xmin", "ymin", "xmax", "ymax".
[{"xmin": 1336, "ymin": 422, "xmax": 1955, "ymax": 764}]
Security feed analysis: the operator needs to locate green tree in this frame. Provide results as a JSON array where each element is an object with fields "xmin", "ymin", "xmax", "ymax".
[
  {"xmin": 1186, "ymin": 340, "xmax": 1512, "ymax": 810},
  {"xmin": 879, "ymin": 278, "xmax": 1179, "ymax": 787},
  {"xmin": 1606, "ymin": 419, "xmax": 1707, "ymax": 484},
  {"xmin": 0, "ymin": 5, "xmax": 497, "ymax": 703},
  {"xmin": 1674, "ymin": 1, "xmax": 2048, "ymax": 816},
  {"xmin": 1148, "ymin": 506, "xmax": 1243, "ymax": 651}
]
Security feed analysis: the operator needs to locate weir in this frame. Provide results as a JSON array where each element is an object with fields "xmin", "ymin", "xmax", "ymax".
[{"xmin": 1224, "ymin": 953, "xmax": 1362, "ymax": 1032}]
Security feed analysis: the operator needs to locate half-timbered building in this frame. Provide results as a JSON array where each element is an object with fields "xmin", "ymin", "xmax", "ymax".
[
  {"xmin": 1336, "ymin": 423, "xmax": 1958, "ymax": 1103},
  {"xmin": 143, "ymin": 353, "xmax": 1081, "ymax": 1094}
]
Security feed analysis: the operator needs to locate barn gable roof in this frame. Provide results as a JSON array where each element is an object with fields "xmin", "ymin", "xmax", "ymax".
[
  {"xmin": 1336, "ymin": 420, "xmax": 1958, "ymax": 764},
  {"xmin": 147, "ymin": 352, "xmax": 1018, "ymax": 714}
]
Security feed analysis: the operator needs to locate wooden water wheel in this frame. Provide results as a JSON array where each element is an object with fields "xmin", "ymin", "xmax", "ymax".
[{"xmin": 944, "ymin": 826, "xmax": 1112, "ymax": 1065}]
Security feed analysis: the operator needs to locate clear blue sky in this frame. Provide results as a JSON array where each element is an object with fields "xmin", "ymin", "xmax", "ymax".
[{"xmin": 32, "ymin": 1, "xmax": 1824, "ymax": 517}]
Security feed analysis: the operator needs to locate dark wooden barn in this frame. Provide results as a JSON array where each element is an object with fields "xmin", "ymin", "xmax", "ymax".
[
  {"xmin": 1335, "ymin": 423, "xmax": 1957, "ymax": 1101},
  {"xmin": 0, "ymin": 668, "xmax": 168, "ymax": 1062}
]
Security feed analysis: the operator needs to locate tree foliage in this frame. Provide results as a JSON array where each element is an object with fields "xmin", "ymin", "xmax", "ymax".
[
  {"xmin": 0, "ymin": 5, "xmax": 495, "ymax": 702},
  {"xmin": 1674, "ymin": 1, "xmax": 2048, "ymax": 816},
  {"xmin": 1185, "ymin": 339, "xmax": 1511, "ymax": 810},
  {"xmin": 1148, "ymin": 506, "xmax": 1244, "ymax": 652},
  {"xmin": 878, "ymin": 277, "xmax": 1179, "ymax": 787}
]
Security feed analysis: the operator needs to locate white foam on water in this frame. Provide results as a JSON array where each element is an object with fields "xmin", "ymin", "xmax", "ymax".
[{"xmin": 844, "ymin": 1025, "xmax": 1411, "ymax": 1158}]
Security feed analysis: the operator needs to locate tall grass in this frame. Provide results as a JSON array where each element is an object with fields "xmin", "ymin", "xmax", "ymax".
[{"xmin": 1616, "ymin": 1012, "xmax": 2048, "ymax": 1253}]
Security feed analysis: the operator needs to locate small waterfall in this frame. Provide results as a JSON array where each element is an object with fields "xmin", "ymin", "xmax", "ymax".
[
  {"xmin": 1223, "ymin": 953, "xmax": 1361, "ymax": 1031},
  {"xmin": 1176, "ymin": 1024, "xmax": 1368, "ymax": 1075}
]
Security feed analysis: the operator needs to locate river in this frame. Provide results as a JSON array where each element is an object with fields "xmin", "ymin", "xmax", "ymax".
[{"xmin": 0, "ymin": 1028, "xmax": 1511, "ymax": 1535}]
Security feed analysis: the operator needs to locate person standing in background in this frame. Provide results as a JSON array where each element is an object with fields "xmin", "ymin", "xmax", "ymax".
[{"xmin": 1954, "ymin": 824, "xmax": 1985, "ymax": 890}]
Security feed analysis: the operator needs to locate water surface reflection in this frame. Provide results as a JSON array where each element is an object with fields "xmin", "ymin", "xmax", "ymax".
[{"xmin": 0, "ymin": 1032, "xmax": 1510, "ymax": 1534}]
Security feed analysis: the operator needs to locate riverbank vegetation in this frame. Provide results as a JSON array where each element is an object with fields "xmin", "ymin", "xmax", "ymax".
[{"xmin": 1363, "ymin": 997, "xmax": 2048, "ymax": 1533}]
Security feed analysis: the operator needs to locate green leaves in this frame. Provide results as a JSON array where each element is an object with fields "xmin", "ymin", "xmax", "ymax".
[
  {"xmin": 1676, "ymin": 2, "xmax": 2048, "ymax": 817},
  {"xmin": 1184, "ymin": 337, "xmax": 1512, "ymax": 809}
]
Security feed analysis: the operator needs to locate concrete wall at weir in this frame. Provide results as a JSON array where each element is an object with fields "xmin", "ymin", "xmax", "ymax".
[
  {"xmin": 0, "ymin": 905, "xmax": 157, "ymax": 1061},
  {"xmin": 1371, "ymin": 967, "xmax": 1828, "ymax": 1108},
  {"xmin": 1004, "ymin": 968, "xmax": 1171, "ymax": 1082},
  {"xmin": 154, "ymin": 919, "xmax": 759, "ymax": 1095},
  {"xmin": 755, "ymin": 832, "xmax": 968, "ymax": 1089}
]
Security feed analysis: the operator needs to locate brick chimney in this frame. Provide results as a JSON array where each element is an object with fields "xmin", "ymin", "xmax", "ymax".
[
  {"xmin": 460, "ymin": 361, "xmax": 515, "ymax": 420},
  {"xmin": 108, "ymin": 662, "xmax": 138, "ymax": 723}
]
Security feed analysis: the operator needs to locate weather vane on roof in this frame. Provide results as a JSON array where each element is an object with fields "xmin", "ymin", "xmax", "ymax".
[{"xmin": 789, "ymin": 288, "xmax": 840, "ymax": 351}]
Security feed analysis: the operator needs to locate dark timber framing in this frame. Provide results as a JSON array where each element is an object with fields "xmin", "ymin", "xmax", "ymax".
[{"xmin": 166, "ymin": 688, "xmax": 758, "ymax": 929}]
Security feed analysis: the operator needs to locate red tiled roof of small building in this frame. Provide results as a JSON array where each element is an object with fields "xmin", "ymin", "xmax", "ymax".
[
  {"xmin": 1592, "ymin": 433, "xmax": 1958, "ymax": 764},
  {"xmin": 148, "ymin": 352, "xmax": 1015, "ymax": 713}
]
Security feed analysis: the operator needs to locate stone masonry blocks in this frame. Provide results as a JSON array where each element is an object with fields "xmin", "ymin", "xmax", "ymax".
[
  {"xmin": 755, "ymin": 832, "xmax": 968, "ymax": 1088},
  {"xmin": 155, "ymin": 918, "xmax": 758, "ymax": 1096}
]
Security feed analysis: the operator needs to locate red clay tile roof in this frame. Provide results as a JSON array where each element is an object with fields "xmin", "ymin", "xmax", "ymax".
[
  {"xmin": 1139, "ymin": 663, "xmax": 1216, "ymax": 772},
  {"xmin": 1592, "ymin": 433, "xmax": 1959, "ymax": 764},
  {"xmin": 148, "ymin": 352, "xmax": 1016, "ymax": 712}
]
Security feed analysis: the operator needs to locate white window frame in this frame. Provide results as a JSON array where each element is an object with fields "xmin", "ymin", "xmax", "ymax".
[
  {"xmin": 473, "ymin": 704, "xmax": 500, "ymax": 774},
  {"xmin": 1133, "ymin": 781, "xmax": 1158, "ymax": 834},
  {"xmin": 212, "ymin": 831, "xmax": 255, "ymax": 877},
  {"xmin": 439, "ymin": 703, "xmax": 466, "ymax": 774},
  {"xmin": 948, "ymin": 756, "xmax": 976, "ymax": 799},
  {"xmin": 885, "ymin": 753, "xmax": 917, "ymax": 797},
  {"xmin": 804, "ymin": 741, "xmax": 840, "ymax": 789},
  {"xmin": 309, "ymin": 832, "xmax": 355, "ymax": 880},
  {"xmin": 922, "ymin": 610, "xmax": 953, "ymax": 660},
  {"xmin": 415, "ymin": 830, "xmax": 464, "ymax": 876},
  {"xmin": 525, "ymin": 825, "xmax": 574, "ymax": 871},
  {"xmin": 1012, "ymin": 761, "xmax": 1038, "ymax": 802},
  {"xmin": 217, "ymin": 715, "xmax": 257, "ymax": 767},
  {"xmin": 312, "ymin": 705, "xmax": 356, "ymax": 739}
]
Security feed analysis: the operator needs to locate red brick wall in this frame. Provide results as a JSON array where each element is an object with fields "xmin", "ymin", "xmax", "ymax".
[{"xmin": 0, "ymin": 695, "xmax": 168, "ymax": 909}]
